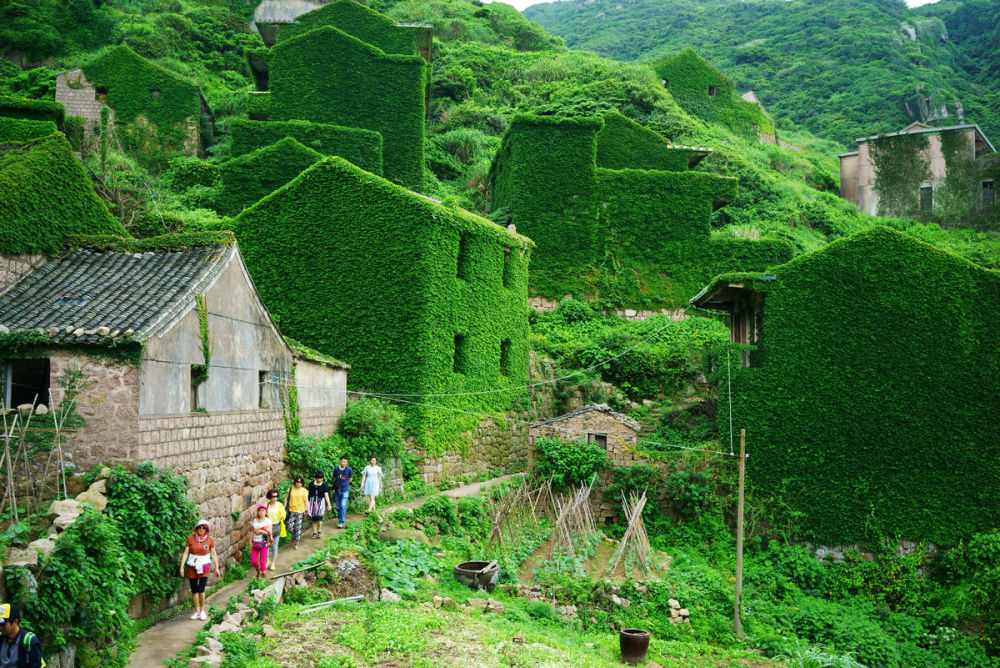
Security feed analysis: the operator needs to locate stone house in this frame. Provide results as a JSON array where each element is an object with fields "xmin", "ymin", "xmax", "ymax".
[
  {"xmin": 531, "ymin": 404, "xmax": 648, "ymax": 523},
  {"xmin": 0, "ymin": 234, "xmax": 348, "ymax": 563},
  {"xmin": 839, "ymin": 121, "xmax": 999, "ymax": 226},
  {"xmin": 689, "ymin": 226, "xmax": 1000, "ymax": 545}
]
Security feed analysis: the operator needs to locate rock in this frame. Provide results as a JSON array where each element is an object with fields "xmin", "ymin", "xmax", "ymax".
[
  {"xmin": 6, "ymin": 549, "xmax": 38, "ymax": 568},
  {"xmin": 468, "ymin": 598, "xmax": 488, "ymax": 610},
  {"xmin": 261, "ymin": 624, "xmax": 279, "ymax": 639},
  {"xmin": 223, "ymin": 612, "xmax": 242, "ymax": 627},
  {"xmin": 434, "ymin": 552, "xmax": 446, "ymax": 558},
  {"xmin": 380, "ymin": 590, "xmax": 402, "ymax": 602},
  {"xmin": 634, "ymin": 584, "xmax": 648, "ymax": 594},
  {"xmin": 611, "ymin": 594, "xmax": 630, "ymax": 607},
  {"xmin": 432, "ymin": 596, "xmax": 443, "ymax": 608},
  {"xmin": 440, "ymin": 597, "xmax": 459, "ymax": 611},
  {"xmin": 670, "ymin": 608, "xmax": 679, "ymax": 618},
  {"xmin": 678, "ymin": 608, "xmax": 689, "ymax": 617},
  {"xmin": 217, "ymin": 621, "xmax": 239, "ymax": 634},
  {"xmin": 27, "ymin": 538, "xmax": 56, "ymax": 559},
  {"xmin": 556, "ymin": 605, "xmax": 578, "ymax": 619},
  {"xmin": 47, "ymin": 499, "xmax": 81, "ymax": 520},
  {"xmin": 668, "ymin": 598, "xmax": 680, "ymax": 609},
  {"xmin": 75, "ymin": 489, "xmax": 107, "ymax": 513},
  {"xmin": 99, "ymin": 467, "xmax": 111, "ymax": 479},
  {"xmin": 195, "ymin": 645, "xmax": 213, "ymax": 657},
  {"xmin": 205, "ymin": 637, "xmax": 223, "ymax": 653},
  {"xmin": 485, "ymin": 598, "xmax": 504, "ymax": 615},
  {"xmin": 16, "ymin": 404, "xmax": 33, "ymax": 416},
  {"xmin": 53, "ymin": 515, "xmax": 78, "ymax": 531},
  {"xmin": 188, "ymin": 655, "xmax": 222, "ymax": 667},
  {"xmin": 668, "ymin": 616, "xmax": 679, "ymax": 624},
  {"xmin": 87, "ymin": 479, "xmax": 107, "ymax": 494},
  {"xmin": 377, "ymin": 528, "xmax": 429, "ymax": 544},
  {"xmin": 208, "ymin": 624, "xmax": 224, "ymax": 636},
  {"xmin": 34, "ymin": 404, "xmax": 48, "ymax": 415}
]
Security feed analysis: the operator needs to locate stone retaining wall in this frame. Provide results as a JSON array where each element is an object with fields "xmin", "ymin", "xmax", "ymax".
[
  {"xmin": 413, "ymin": 416, "xmax": 531, "ymax": 486},
  {"xmin": 54, "ymin": 69, "xmax": 107, "ymax": 150},
  {"xmin": 527, "ymin": 294, "xmax": 689, "ymax": 322},
  {"xmin": 0, "ymin": 253, "xmax": 46, "ymax": 295},
  {"xmin": 299, "ymin": 406, "xmax": 343, "ymax": 436}
]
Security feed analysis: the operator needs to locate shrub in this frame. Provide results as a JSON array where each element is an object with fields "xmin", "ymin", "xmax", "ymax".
[
  {"xmin": 533, "ymin": 436, "xmax": 606, "ymax": 490},
  {"xmin": 826, "ymin": 548, "xmax": 932, "ymax": 615},
  {"xmin": 602, "ymin": 464, "xmax": 663, "ymax": 520},
  {"xmin": 336, "ymin": 398, "xmax": 406, "ymax": 464},
  {"xmin": 456, "ymin": 496, "xmax": 491, "ymax": 541},
  {"xmin": 969, "ymin": 566, "xmax": 1000, "ymax": 655},
  {"xmin": 414, "ymin": 494, "xmax": 458, "ymax": 535},
  {"xmin": 665, "ymin": 469, "xmax": 713, "ymax": 519}
]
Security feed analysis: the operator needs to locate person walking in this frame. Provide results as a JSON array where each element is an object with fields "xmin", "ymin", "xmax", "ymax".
[
  {"xmin": 307, "ymin": 471, "xmax": 332, "ymax": 539},
  {"xmin": 284, "ymin": 476, "xmax": 308, "ymax": 550},
  {"xmin": 332, "ymin": 456, "xmax": 353, "ymax": 529},
  {"xmin": 360, "ymin": 456, "xmax": 384, "ymax": 516},
  {"xmin": 250, "ymin": 504, "xmax": 272, "ymax": 578},
  {"xmin": 265, "ymin": 489, "xmax": 286, "ymax": 569},
  {"xmin": 179, "ymin": 519, "xmax": 219, "ymax": 621},
  {"xmin": 0, "ymin": 603, "xmax": 43, "ymax": 668}
]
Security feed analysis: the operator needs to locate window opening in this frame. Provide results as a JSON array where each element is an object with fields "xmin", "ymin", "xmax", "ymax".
[
  {"xmin": 453, "ymin": 335, "xmax": 469, "ymax": 374},
  {"xmin": 3, "ymin": 359, "xmax": 50, "ymax": 409},
  {"xmin": 190, "ymin": 365, "xmax": 203, "ymax": 411},
  {"xmin": 499, "ymin": 339, "xmax": 511, "ymax": 376},
  {"xmin": 502, "ymin": 247, "xmax": 512, "ymax": 287},
  {"xmin": 259, "ymin": 371, "xmax": 271, "ymax": 409},
  {"xmin": 457, "ymin": 235, "xmax": 472, "ymax": 281},
  {"xmin": 983, "ymin": 180, "xmax": 995, "ymax": 207},
  {"xmin": 587, "ymin": 433, "xmax": 608, "ymax": 448},
  {"xmin": 919, "ymin": 186, "xmax": 933, "ymax": 211},
  {"xmin": 150, "ymin": 89, "xmax": 161, "ymax": 100},
  {"xmin": 708, "ymin": 85, "xmax": 717, "ymax": 97}
]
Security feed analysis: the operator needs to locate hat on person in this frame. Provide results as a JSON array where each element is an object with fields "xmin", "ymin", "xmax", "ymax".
[
  {"xmin": 256, "ymin": 504, "xmax": 268, "ymax": 511},
  {"xmin": 194, "ymin": 519, "xmax": 211, "ymax": 533},
  {"xmin": 314, "ymin": 471, "xmax": 324, "ymax": 479},
  {"xmin": 0, "ymin": 603, "xmax": 19, "ymax": 623}
]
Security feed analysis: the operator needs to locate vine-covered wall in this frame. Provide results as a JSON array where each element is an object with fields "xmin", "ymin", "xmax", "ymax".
[
  {"xmin": 263, "ymin": 24, "xmax": 427, "ymax": 189},
  {"xmin": 233, "ymin": 157, "xmax": 533, "ymax": 451},
  {"xmin": 0, "ymin": 134, "xmax": 126, "ymax": 255},
  {"xmin": 595, "ymin": 111, "xmax": 691, "ymax": 172},
  {"xmin": 229, "ymin": 118, "xmax": 383, "ymax": 175},
  {"xmin": 653, "ymin": 48, "xmax": 776, "ymax": 140},
  {"xmin": 274, "ymin": 0, "xmax": 419, "ymax": 55},
  {"xmin": 0, "ymin": 117, "xmax": 57, "ymax": 142},
  {"xmin": 0, "ymin": 96, "xmax": 65, "ymax": 124},
  {"xmin": 870, "ymin": 132, "xmax": 931, "ymax": 219},
  {"xmin": 81, "ymin": 45, "xmax": 201, "ymax": 157},
  {"xmin": 490, "ymin": 113, "xmax": 793, "ymax": 307},
  {"xmin": 214, "ymin": 137, "xmax": 323, "ymax": 216},
  {"xmin": 709, "ymin": 226, "xmax": 1000, "ymax": 545}
]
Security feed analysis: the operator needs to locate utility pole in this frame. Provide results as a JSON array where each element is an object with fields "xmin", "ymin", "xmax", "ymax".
[{"xmin": 734, "ymin": 428, "xmax": 746, "ymax": 637}]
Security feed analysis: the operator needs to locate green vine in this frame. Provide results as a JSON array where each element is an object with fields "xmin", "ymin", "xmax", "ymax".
[
  {"xmin": 0, "ymin": 329, "xmax": 143, "ymax": 367},
  {"xmin": 281, "ymin": 364, "xmax": 301, "ymax": 438},
  {"xmin": 191, "ymin": 293, "xmax": 212, "ymax": 387},
  {"xmin": 870, "ymin": 132, "xmax": 931, "ymax": 218}
]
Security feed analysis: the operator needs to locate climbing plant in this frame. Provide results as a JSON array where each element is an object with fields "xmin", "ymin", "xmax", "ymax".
[
  {"xmin": 870, "ymin": 132, "xmax": 931, "ymax": 219},
  {"xmin": 191, "ymin": 293, "xmax": 211, "ymax": 387}
]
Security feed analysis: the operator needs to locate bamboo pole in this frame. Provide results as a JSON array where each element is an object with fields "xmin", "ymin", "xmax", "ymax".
[{"xmin": 734, "ymin": 428, "xmax": 746, "ymax": 638}]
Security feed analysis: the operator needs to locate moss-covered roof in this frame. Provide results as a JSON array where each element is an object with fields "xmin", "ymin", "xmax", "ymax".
[{"xmin": 285, "ymin": 336, "xmax": 349, "ymax": 368}]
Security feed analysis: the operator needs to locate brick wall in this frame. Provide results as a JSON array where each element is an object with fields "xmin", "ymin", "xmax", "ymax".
[
  {"xmin": 299, "ymin": 406, "xmax": 343, "ymax": 436},
  {"xmin": 54, "ymin": 70, "xmax": 107, "ymax": 150},
  {"xmin": 413, "ymin": 416, "xmax": 531, "ymax": 486},
  {"xmin": 0, "ymin": 253, "xmax": 46, "ymax": 296}
]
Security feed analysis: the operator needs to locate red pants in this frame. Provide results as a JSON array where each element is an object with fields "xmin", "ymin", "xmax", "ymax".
[{"xmin": 251, "ymin": 541, "xmax": 268, "ymax": 572}]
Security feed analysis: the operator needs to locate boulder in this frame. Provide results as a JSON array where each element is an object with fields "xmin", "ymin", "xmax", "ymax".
[
  {"xmin": 34, "ymin": 404, "xmax": 48, "ymax": 415},
  {"xmin": 188, "ymin": 655, "xmax": 222, "ymax": 668},
  {"xmin": 205, "ymin": 637, "xmax": 224, "ymax": 653},
  {"xmin": 440, "ymin": 597, "xmax": 459, "ymax": 611},
  {"xmin": 261, "ymin": 624, "xmax": 279, "ymax": 639},
  {"xmin": 47, "ymin": 499, "xmax": 82, "ymax": 521},
  {"xmin": 87, "ymin": 479, "xmax": 107, "ymax": 495},
  {"xmin": 432, "ymin": 596, "xmax": 443, "ymax": 608},
  {"xmin": 27, "ymin": 538, "xmax": 56, "ymax": 559},
  {"xmin": 75, "ymin": 489, "xmax": 107, "ymax": 513},
  {"xmin": 195, "ymin": 645, "xmax": 213, "ymax": 657},
  {"xmin": 668, "ymin": 598, "xmax": 680, "ymax": 609},
  {"xmin": 53, "ymin": 515, "xmax": 78, "ymax": 532},
  {"xmin": 6, "ymin": 549, "xmax": 38, "ymax": 568},
  {"xmin": 485, "ymin": 598, "xmax": 504, "ymax": 615},
  {"xmin": 468, "ymin": 598, "xmax": 488, "ymax": 610},
  {"xmin": 380, "ymin": 589, "xmax": 402, "ymax": 603},
  {"xmin": 377, "ymin": 528, "xmax": 429, "ymax": 544}
]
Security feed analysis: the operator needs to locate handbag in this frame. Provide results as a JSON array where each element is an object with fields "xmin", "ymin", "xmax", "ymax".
[
  {"xmin": 187, "ymin": 553, "xmax": 211, "ymax": 574},
  {"xmin": 281, "ymin": 521, "xmax": 287, "ymax": 538}
]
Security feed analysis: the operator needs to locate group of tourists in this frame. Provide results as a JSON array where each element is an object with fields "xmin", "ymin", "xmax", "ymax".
[{"xmin": 179, "ymin": 456, "xmax": 385, "ymax": 618}]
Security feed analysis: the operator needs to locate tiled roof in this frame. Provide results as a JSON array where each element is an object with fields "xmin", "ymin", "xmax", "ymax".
[
  {"xmin": 531, "ymin": 404, "xmax": 640, "ymax": 431},
  {"xmin": 0, "ymin": 245, "xmax": 232, "ymax": 344}
]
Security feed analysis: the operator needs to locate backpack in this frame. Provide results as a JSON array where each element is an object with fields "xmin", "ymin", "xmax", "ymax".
[{"xmin": 20, "ymin": 631, "xmax": 45, "ymax": 668}]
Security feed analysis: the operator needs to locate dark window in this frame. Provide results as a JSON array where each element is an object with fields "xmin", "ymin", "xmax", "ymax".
[
  {"xmin": 150, "ymin": 89, "xmax": 161, "ymax": 100},
  {"xmin": 453, "ymin": 335, "xmax": 469, "ymax": 374},
  {"xmin": 919, "ymin": 186, "xmax": 933, "ymax": 211},
  {"xmin": 3, "ymin": 359, "xmax": 50, "ymax": 409},
  {"xmin": 259, "ymin": 371, "xmax": 270, "ymax": 409},
  {"xmin": 190, "ymin": 365, "xmax": 203, "ymax": 411},
  {"xmin": 662, "ymin": 79, "xmax": 669, "ymax": 88},
  {"xmin": 708, "ymin": 85, "xmax": 717, "ymax": 97},
  {"xmin": 587, "ymin": 433, "xmax": 608, "ymax": 448},
  {"xmin": 499, "ymin": 339, "xmax": 511, "ymax": 376},
  {"xmin": 983, "ymin": 180, "xmax": 995, "ymax": 207},
  {"xmin": 457, "ymin": 235, "xmax": 472, "ymax": 281},
  {"xmin": 502, "ymin": 247, "xmax": 513, "ymax": 287}
]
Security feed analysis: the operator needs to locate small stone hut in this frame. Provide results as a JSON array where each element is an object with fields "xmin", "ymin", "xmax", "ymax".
[{"xmin": 0, "ymin": 233, "xmax": 348, "ymax": 563}]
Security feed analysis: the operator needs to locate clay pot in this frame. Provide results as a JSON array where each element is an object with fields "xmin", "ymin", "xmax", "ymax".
[{"xmin": 619, "ymin": 628, "xmax": 650, "ymax": 665}]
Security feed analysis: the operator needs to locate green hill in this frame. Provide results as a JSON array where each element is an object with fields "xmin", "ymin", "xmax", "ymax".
[{"xmin": 524, "ymin": 0, "xmax": 1000, "ymax": 147}]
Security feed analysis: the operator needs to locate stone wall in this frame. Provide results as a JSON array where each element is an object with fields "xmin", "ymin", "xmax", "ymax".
[
  {"xmin": 527, "ymin": 294, "xmax": 689, "ymax": 322},
  {"xmin": 413, "ymin": 416, "xmax": 531, "ymax": 486},
  {"xmin": 0, "ymin": 253, "xmax": 46, "ymax": 296},
  {"xmin": 298, "ymin": 406, "xmax": 343, "ymax": 436},
  {"xmin": 54, "ymin": 69, "xmax": 107, "ymax": 150}
]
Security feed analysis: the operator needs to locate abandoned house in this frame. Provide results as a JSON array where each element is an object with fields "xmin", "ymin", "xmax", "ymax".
[
  {"xmin": 839, "ymin": 121, "xmax": 999, "ymax": 226},
  {"xmin": 244, "ymin": 0, "xmax": 431, "ymax": 189},
  {"xmin": 0, "ymin": 233, "xmax": 348, "ymax": 562},
  {"xmin": 689, "ymin": 225, "xmax": 1000, "ymax": 545}
]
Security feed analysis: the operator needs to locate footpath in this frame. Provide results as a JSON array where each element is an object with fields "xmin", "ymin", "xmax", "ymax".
[{"xmin": 126, "ymin": 473, "xmax": 522, "ymax": 667}]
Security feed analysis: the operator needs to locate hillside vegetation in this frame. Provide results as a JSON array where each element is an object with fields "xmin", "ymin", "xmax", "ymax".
[{"xmin": 524, "ymin": 0, "xmax": 1000, "ymax": 147}]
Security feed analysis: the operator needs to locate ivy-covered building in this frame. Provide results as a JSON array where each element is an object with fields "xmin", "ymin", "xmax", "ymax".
[
  {"xmin": 0, "ymin": 233, "xmax": 348, "ymax": 562},
  {"xmin": 839, "ymin": 121, "xmax": 999, "ymax": 227},
  {"xmin": 244, "ymin": 0, "xmax": 431, "ymax": 189},
  {"xmin": 690, "ymin": 226, "xmax": 1000, "ymax": 545},
  {"xmin": 232, "ymin": 156, "xmax": 533, "ymax": 448},
  {"xmin": 489, "ymin": 111, "xmax": 794, "ymax": 307},
  {"xmin": 0, "ymin": 96, "xmax": 63, "ymax": 143},
  {"xmin": 54, "ymin": 46, "xmax": 204, "ymax": 160},
  {"xmin": 651, "ymin": 48, "xmax": 776, "ymax": 142}
]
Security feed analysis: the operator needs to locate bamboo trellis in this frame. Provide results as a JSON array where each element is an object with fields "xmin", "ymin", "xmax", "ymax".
[
  {"xmin": 485, "ymin": 476, "xmax": 551, "ymax": 556},
  {"xmin": 608, "ymin": 491, "xmax": 652, "ymax": 576},
  {"xmin": 546, "ymin": 475, "xmax": 597, "ymax": 559}
]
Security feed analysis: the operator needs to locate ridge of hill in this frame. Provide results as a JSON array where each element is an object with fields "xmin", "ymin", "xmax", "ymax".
[{"xmin": 523, "ymin": 0, "xmax": 1000, "ymax": 148}]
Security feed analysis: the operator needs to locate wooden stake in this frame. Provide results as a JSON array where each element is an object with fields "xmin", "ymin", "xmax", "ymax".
[{"xmin": 734, "ymin": 428, "xmax": 746, "ymax": 638}]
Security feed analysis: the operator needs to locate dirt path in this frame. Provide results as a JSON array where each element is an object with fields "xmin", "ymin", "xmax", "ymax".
[{"xmin": 126, "ymin": 473, "xmax": 522, "ymax": 667}]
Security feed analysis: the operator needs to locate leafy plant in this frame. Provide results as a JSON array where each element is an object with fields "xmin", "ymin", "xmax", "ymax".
[
  {"xmin": 365, "ymin": 540, "xmax": 440, "ymax": 594},
  {"xmin": 665, "ymin": 469, "xmax": 713, "ymax": 519},
  {"xmin": 533, "ymin": 436, "xmax": 606, "ymax": 490}
]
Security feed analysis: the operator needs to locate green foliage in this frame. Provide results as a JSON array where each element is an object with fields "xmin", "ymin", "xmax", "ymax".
[
  {"xmin": 0, "ymin": 117, "xmax": 57, "ymax": 142},
  {"xmin": 715, "ymin": 227, "xmax": 1000, "ymax": 544},
  {"xmin": 365, "ymin": 539, "xmax": 440, "ymax": 594},
  {"xmin": 414, "ymin": 494, "xmax": 458, "ymax": 535},
  {"xmin": 969, "ymin": 566, "xmax": 1000, "ymax": 654},
  {"xmin": 826, "ymin": 548, "xmax": 932, "ymax": 615},
  {"xmin": 261, "ymin": 8, "xmax": 428, "ymax": 189},
  {"xmin": 165, "ymin": 156, "xmax": 218, "ymax": 192},
  {"xmin": 0, "ymin": 134, "xmax": 126, "ymax": 255},
  {"xmin": 275, "ymin": 0, "xmax": 418, "ymax": 55},
  {"xmin": 82, "ymin": 45, "xmax": 202, "ymax": 166},
  {"xmin": 105, "ymin": 462, "xmax": 198, "ymax": 600},
  {"xmin": 596, "ymin": 111, "xmax": 691, "ymax": 171},
  {"xmin": 456, "ymin": 496, "xmax": 491, "ymax": 541},
  {"xmin": 214, "ymin": 137, "xmax": 323, "ymax": 215},
  {"xmin": 0, "ymin": 95, "xmax": 64, "ymax": 124},
  {"xmin": 69, "ymin": 231, "xmax": 235, "ymax": 253},
  {"xmin": 533, "ymin": 436, "xmax": 606, "ymax": 490},
  {"xmin": 665, "ymin": 469, "xmax": 713, "ymax": 519},
  {"xmin": 228, "ymin": 119, "xmax": 383, "ymax": 176},
  {"xmin": 234, "ymin": 157, "xmax": 531, "ymax": 452},
  {"xmin": 870, "ymin": 132, "xmax": 931, "ymax": 218},
  {"xmin": 602, "ymin": 464, "xmax": 664, "ymax": 520}
]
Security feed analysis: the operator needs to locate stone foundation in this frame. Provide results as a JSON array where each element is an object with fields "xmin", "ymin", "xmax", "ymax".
[{"xmin": 299, "ymin": 406, "xmax": 344, "ymax": 436}]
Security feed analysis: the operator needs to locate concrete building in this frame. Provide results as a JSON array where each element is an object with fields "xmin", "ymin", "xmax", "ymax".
[
  {"xmin": 839, "ymin": 122, "xmax": 999, "ymax": 226},
  {"xmin": 0, "ymin": 235, "xmax": 348, "ymax": 562}
]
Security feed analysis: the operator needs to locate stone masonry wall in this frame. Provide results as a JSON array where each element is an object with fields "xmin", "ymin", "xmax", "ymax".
[
  {"xmin": 527, "ymin": 295, "xmax": 688, "ymax": 322},
  {"xmin": 413, "ymin": 416, "xmax": 531, "ymax": 486},
  {"xmin": 298, "ymin": 406, "xmax": 344, "ymax": 437},
  {"xmin": 0, "ymin": 253, "xmax": 46, "ymax": 296},
  {"xmin": 54, "ymin": 70, "xmax": 107, "ymax": 150},
  {"xmin": 135, "ymin": 410, "xmax": 287, "ymax": 563}
]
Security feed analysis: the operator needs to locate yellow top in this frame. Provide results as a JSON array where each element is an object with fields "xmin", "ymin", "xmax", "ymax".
[
  {"xmin": 266, "ymin": 500, "xmax": 285, "ymax": 524},
  {"xmin": 287, "ymin": 486, "xmax": 308, "ymax": 513}
]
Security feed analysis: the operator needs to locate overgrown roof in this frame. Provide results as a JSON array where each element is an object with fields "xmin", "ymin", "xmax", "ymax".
[
  {"xmin": 532, "ymin": 404, "xmax": 640, "ymax": 431},
  {"xmin": 0, "ymin": 239, "xmax": 234, "ymax": 344},
  {"xmin": 285, "ymin": 336, "xmax": 349, "ymax": 369}
]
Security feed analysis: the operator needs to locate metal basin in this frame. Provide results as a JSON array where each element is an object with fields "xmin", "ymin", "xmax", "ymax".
[{"xmin": 453, "ymin": 560, "xmax": 499, "ymax": 592}]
